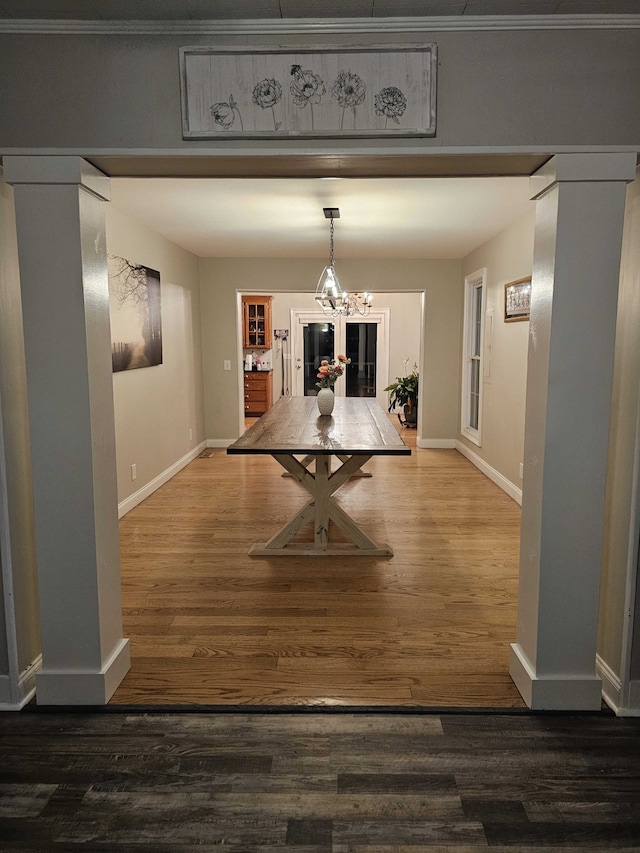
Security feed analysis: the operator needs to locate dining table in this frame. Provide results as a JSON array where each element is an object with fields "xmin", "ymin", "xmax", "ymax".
[{"xmin": 226, "ymin": 395, "xmax": 411, "ymax": 556}]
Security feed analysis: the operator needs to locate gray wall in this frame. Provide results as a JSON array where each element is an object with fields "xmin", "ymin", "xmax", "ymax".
[{"xmin": 0, "ymin": 29, "xmax": 639, "ymax": 152}]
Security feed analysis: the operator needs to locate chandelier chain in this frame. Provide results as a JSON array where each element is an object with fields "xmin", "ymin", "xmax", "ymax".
[{"xmin": 329, "ymin": 215, "xmax": 335, "ymax": 267}]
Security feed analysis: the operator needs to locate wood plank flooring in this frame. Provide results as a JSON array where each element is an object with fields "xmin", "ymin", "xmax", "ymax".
[
  {"xmin": 1, "ymin": 711, "xmax": 639, "ymax": 850},
  {"xmin": 111, "ymin": 420, "xmax": 525, "ymax": 707}
]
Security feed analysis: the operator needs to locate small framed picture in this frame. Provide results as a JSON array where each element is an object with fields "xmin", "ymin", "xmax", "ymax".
[{"xmin": 504, "ymin": 277, "xmax": 531, "ymax": 322}]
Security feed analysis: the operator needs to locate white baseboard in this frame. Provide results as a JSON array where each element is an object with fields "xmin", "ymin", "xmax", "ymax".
[
  {"xmin": 0, "ymin": 653, "xmax": 42, "ymax": 710},
  {"xmin": 35, "ymin": 638, "xmax": 130, "ymax": 705},
  {"xmin": 118, "ymin": 442, "xmax": 207, "ymax": 518},
  {"xmin": 620, "ymin": 680, "xmax": 640, "ymax": 716},
  {"xmin": 0, "ymin": 675, "xmax": 11, "ymax": 707},
  {"xmin": 455, "ymin": 441, "xmax": 522, "ymax": 505},
  {"xmin": 207, "ymin": 439, "xmax": 235, "ymax": 448},
  {"xmin": 417, "ymin": 438, "xmax": 457, "ymax": 449},
  {"xmin": 510, "ymin": 643, "xmax": 603, "ymax": 710},
  {"xmin": 596, "ymin": 653, "xmax": 622, "ymax": 712}
]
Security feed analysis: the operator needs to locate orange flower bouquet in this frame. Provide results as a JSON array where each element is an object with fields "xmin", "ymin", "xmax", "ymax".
[{"xmin": 316, "ymin": 355, "xmax": 351, "ymax": 389}]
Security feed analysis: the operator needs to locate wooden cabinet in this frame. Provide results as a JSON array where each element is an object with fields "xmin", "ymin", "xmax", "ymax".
[
  {"xmin": 242, "ymin": 295, "xmax": 273, "ymax": 349},
  {"xmin": 243, "ymin": 370, "xmax": 273, "ymax": 416}
]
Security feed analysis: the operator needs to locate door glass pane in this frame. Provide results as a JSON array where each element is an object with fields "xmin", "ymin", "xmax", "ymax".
[
  {"xmin": 303, "ymin": 323, "xmax": 335, "ymax": 396},
  {"xmin": 345, "ymin": 322, "xmax": 377, "ymax": 398}
]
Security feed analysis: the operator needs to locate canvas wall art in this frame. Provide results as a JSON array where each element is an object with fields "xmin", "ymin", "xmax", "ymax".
[
  {"xmin": 108, "ymin": 255, "xmax": 163, "ymax": 372},
  {"xmin": 180, "ymin": 45, "xmax": 437, "ymax": 139}
]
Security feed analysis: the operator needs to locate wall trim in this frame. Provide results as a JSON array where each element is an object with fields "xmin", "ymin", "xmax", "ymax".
[
  {"xmin": 207, "ymin": 439, "xmax": 235, "ymax": 449},
  {"xmin": 1, "ymin": 146, "xmax": 637, "ymax": 161},
  {"xmin": 510, "ymin": 643, "xmax": 603, "ymax": 710},
  {"xmin": 596, "ymin": 653, "xmax": 622, "ymax": 713},
  {"xmin": 619, "ymin": 680, "xmax": 640, "ymax": 717},
  {"xmin": 0, "ymin": 653, "xmax": 41, "ymax": 711},
  {"xmin": 417, "ymin": 438, "xmax": 456, "ymax": 449},
  {"xmin": 1, "ymin": 15, "xmax": 639, "ymax": 35},
  {"xmin": 118, "ymin": 442, "xmax": 207, "ymax": 518},
  {"xmin": 596, "ymin": 661, "xmax": 640, "ymax": 717},
  {"xmin": 35, "ymin": 639, "xmax": 130, "ymax": 705},
  {"xmin": 455, "ymin": 440, "xmax": 522, "ymax": 505}
]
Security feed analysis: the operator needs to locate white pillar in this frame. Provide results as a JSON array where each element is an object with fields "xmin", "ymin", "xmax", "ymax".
[
  {"xmin": 510, "ymin": 153, "xmax": 637, "ymax": 710},
  {"xmin": 4, "ymin": 156, "xmax": 130, "ymax": 705}
]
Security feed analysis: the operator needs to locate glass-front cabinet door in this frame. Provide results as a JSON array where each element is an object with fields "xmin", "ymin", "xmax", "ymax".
[{"xmin": 242, "ymin": 295, "xmax": 273, "ymax": 349}]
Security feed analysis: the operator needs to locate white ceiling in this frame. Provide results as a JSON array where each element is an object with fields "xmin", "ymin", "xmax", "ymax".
[{"xmin": 109, "ymin": 176, "xmax": 533, "ymax": 259}]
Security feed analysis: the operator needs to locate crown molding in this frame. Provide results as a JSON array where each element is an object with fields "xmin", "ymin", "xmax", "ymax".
[{"xmin": 0, "ymin": 15, "xmax": 639, "ymax": 35}]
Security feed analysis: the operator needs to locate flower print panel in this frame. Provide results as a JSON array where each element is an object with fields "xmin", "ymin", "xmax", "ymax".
[
  {"xmin": 181, "ymin": 46, "xmax": 437, "ymax": 138},
  {"xmin": 331, "ymin": 70, "xmax": 366, "ymax": 130},
  {"xmin": 252, "ymin": 78, "xmax": 283, "ymax": 130}
]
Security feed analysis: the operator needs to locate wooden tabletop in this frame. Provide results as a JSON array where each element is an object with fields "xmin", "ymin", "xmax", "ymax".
[{"xmin": 227, "ymin": 396, "xmax": 411, "ymax": 456}]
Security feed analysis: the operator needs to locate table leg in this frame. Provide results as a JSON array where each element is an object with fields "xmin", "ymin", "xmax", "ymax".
[
  {"xmin": 314, "ymin": 455, "xmax": 330, "ymax": 548},
  {"xmin": 248, "ymin": 453, "xmax": 392, "ymax": 557}
]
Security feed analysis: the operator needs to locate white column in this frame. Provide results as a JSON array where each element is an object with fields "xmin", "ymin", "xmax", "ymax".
[
  {"xmin": 4, "ymin": 156, "xmax": 130, "ymax": 705},
  {"xmin": 510, "ymin": 153, "xmax": 637, "ymax": 710}
]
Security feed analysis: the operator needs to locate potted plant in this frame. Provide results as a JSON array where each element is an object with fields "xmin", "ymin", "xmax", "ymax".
[{"xmin": 385, "ymin": 363, "xmax": 419, "ymax": 428}]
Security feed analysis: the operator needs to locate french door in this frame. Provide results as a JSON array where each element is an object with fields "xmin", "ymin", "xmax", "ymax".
[{"xmin": 290, "ymin": 311, "xmax": 389, "ymax": 409}]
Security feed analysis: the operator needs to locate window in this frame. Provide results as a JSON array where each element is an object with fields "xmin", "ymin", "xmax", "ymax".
[{"xmin": 461, "ymin": 269, "xmax": 486, "ymax": 445}]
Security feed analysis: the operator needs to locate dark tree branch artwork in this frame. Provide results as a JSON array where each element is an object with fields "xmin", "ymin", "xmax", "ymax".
[{"xmin": 108, "ymin": 255, "xmax": 162, "ymax": 372}]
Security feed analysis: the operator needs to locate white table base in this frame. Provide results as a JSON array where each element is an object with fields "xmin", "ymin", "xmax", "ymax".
[{"xmin": 249, "ymin": 453, "xmax": 392, "ymax": 557}]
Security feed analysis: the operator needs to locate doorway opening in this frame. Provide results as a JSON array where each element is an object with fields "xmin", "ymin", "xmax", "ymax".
[
  {"xmin": 96, "ymin": 160, "xmax": 536, "ymax": 704},
  {"xmin": 290, "ymin": 309, "xmax": 392, "ymax": 411}
]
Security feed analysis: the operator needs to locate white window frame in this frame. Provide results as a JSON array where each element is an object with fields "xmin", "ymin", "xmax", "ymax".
[{"xmin": 461, "ymin": 268, "xmax": 487, "ymax": 446}]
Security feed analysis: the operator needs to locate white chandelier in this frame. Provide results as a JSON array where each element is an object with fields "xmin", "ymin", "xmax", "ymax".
[{"xmin": 315, "ymin": 207, "xmax": 373, "ymax": 317}]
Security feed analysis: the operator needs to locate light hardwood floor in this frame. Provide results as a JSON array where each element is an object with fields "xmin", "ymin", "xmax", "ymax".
[{"xmin": 111, "ymin": 419, "xmax": 525, "ymax": 707}]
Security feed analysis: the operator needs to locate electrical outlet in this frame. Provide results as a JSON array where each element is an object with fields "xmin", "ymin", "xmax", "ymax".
[
  {"xmin": 223, "ymin": 360, "xmax": 231, "ymax": 371},
  {"xmin": 131, "ymin": 463, "xmax": 137, "ymax": 481},
  {"xmin": 189, "ymin": 428, "xmax": 193, "ymax": 441},
  {"xmin": 519, "ymin": 463, "xmax": 524, "ymax": 480}
]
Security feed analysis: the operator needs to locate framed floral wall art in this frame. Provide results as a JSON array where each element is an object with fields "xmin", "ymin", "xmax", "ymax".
[{"xmin": 179, "ymin": 45, "xmax": 437, "ymax": 138}]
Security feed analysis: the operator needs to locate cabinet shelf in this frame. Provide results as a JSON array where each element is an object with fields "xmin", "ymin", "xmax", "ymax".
[{"xmin": 242, "ymin": 295, "xmax": 273, "ymax": 349}]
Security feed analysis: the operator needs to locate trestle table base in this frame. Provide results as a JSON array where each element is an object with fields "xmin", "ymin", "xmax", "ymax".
[
  {"xmin": 281, "ymin": 453, "xmax": 372, "ymax": 478},
  {"xmin": 250, "ymin": 452, "xmax": 392, "ymax": 557}
]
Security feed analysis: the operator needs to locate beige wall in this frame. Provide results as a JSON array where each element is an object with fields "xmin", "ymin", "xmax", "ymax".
[
  {"xmin": 0, "ymin": 175, "xmax": 41, "ymax": 691},
  {"xmin": 460, "ymin": 209, "xmax": 536, "ymax": 490},
  {"xmin": 599, "ymin": 172, "xmax": 640, "ymax": 683},
  {"xmin": 199, "ymin": 257, "xmax": 461, "ymax": 442},
  {"xmin": 106, "ymin": 206, "xmax": 205, "ymax": 506}
]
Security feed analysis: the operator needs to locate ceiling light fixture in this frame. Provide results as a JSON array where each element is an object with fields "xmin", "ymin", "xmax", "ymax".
[{"xmin": 315, "ymin": 207, "xmax": 373, "ymax": 317}]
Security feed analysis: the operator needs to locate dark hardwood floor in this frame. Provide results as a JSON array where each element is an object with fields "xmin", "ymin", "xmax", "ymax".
[{"xmin": 1, "ymin": 710, "xmax": 640, "ymax": 850}]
